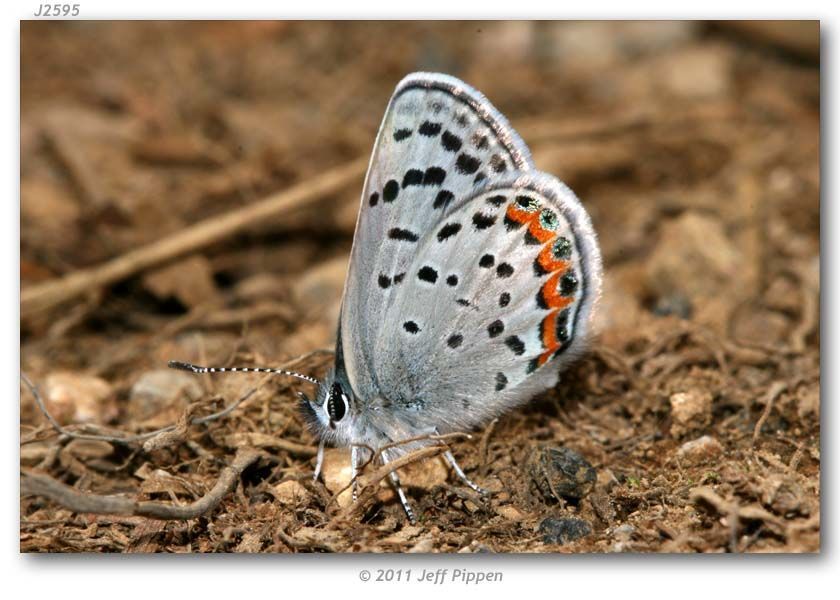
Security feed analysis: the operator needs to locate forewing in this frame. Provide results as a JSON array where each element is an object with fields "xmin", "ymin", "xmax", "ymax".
[
  {"xmin": 372, "ymin": 172, "xmax": 602, "ymax": 431},
  {"xmin": 340, "ymin": 73, "xmax": 535, "ymax": 398}
]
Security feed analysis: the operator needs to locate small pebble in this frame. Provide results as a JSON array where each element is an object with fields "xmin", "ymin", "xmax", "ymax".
[
  {"xmin": 676, "ymin": 435, "xmax": 723, "ymax": 465},
  {"xmin": 43, "ymin": 372, "xmax": 116, "ymax": 425},
  {"xmin": 273, "ymin": 480, "xmax": 311, "ymax": 507},
  {"xmin": 539, "ymin": 517, "xmax": 592, "ymax": 545},
  {"xmin": 669, "ymin": 390, "xmax": 712, "ymax": 437},
  {"xmin": 129, "ymin": 369, "xmax": 204, "ymax": 423},
  {"xmin": 612, "ymin": 523, "xmax": 636, "ymax": 541},
  {"xmin": 761, "ymin": 474, "xmax": 808, "ymax": 517},
  {"xmin": 528, "ymin": 446, "xmax": 596, "ymax": 502},
  {"xmin": 652, "ymin": 293, "xmax": 693, "ymax": 319}
]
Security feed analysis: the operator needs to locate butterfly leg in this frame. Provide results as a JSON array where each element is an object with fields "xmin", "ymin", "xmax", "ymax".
[
  {"xmin": 425, "ymin": 426, "xmax": 489, "ymax": 496},
  {"xmin": 381, "ymin": 450, "xmax": 417, "ymax": 524},
  {"xmin": 350, "ymin": 444, "xmax": 361, "ymax": 502},
  {"xmin": 443, "ymin": 449, "xmax": 489, "ymax": 496},
  {"xmin": 312, "ymin": 438, "xmax": 326, "ymax": 482}
]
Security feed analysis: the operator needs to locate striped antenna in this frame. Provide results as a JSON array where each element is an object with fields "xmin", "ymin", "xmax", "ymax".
[{"xmin": 168, "ymin": 360, "xmax": 319, "ymax": 385}]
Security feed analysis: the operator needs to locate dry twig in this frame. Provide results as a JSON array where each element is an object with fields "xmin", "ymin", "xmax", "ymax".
[
  {"xmin": 752, "ymin": 381, "xmax": 789, "ymax": 447},
  {"xmin": 21, "ymin": 447, "xmax": 261, "ymax": 520}
]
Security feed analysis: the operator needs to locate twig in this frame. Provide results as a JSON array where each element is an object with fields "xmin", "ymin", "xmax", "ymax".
[
  {"xmin": 690, "ymin": 486, "xmax": 787, "ymax": 540},
  {"xmin": 21, "ymin": 157, "xmax": 367, "ymax": 320},
  {"xmin": 142, "ymin": 400, "xmax": 206, "ymax": 452},
  {"xmin": 752, "ymin": 381, "xmax": 788, "ymax": 447},
  {"xmin": 372, "ymin": 432, "xmax": 472, "ymax": 461},
  {"xmin": 21, "ymin": 371, "xmax": 259, "ymax": 446},
  {"xmin": 21, "ymin": 448, "xmax": 261, "ymax": 520}
]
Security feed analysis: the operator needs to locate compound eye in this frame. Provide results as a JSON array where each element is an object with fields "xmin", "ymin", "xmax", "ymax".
[{"xmin": 327, "ymin": 383, "xmax": 347, "ymax": 423}]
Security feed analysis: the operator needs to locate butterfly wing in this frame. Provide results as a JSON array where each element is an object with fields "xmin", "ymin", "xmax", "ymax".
[
  {"xmin": 371, "ymin": 172, "xmax": 602, "ymax": 433},
  {"xmin": 340, "ymin": 73, "xmax": 535, "ymax": 399}
]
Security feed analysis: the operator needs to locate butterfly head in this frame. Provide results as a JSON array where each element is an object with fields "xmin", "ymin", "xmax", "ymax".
[{"xmin": 298, "ymin": 367, "xmax": 358, "ymax": 444}]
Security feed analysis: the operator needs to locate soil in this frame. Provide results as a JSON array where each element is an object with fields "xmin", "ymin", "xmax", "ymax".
[{"xmin": 19, "ymin": 21, "xmax": 820, "ymax": 553}]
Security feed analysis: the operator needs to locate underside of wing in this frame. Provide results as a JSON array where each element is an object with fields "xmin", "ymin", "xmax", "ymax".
[
  {"xmin": 371, "ymin": 172, "xmax": 602, "ymax": 432},
  {"xmin": 340, "ymin": 73, "xmax": 535, "ymax": 398}
]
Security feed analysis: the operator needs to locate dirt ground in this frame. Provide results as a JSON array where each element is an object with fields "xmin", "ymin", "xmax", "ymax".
[{"xmin": 19, "ymin": 21, "xmax": 820, "ymax": 553}]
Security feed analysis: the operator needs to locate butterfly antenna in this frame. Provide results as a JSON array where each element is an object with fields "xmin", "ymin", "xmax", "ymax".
[{"xmin": 168, "ymin": 360, "xmax": 319, "ymax": 385}]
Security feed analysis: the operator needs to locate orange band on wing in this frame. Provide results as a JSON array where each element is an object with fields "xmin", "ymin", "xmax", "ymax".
[
  {"xmin": 527, "ymin": 219, "xmax": 556, "ymax": 245},
  {"xmin": 540, "ymin": 270, "xmax": 574, "ymax": 310},
  {"xmin": 506, "ymin": 203, "xmax": 539, "ymax": 226},
  {"xmin": 536, "ymin": 349, "xmax": 554, "ymax": 368},
  {"xmin": 541, "ymin": 310, "xmax": 560, "ymax": 350},
  {"xmin": 537, "ymin": 244, "xmax": 569, "ymax": 275}
]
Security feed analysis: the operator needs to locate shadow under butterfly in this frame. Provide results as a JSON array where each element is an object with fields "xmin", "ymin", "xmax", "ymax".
[{"xmin": 170, "ymin": 72, "xmax": 603, "ymax": 523}]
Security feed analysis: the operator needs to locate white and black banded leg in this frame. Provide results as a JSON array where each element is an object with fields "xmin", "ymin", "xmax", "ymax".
[
  {"xmin": 443, "ymin": 449, "xmax": 488, "ymax": 496},
  {"xmin": 168, "ymin": 360, "xmax": 320, "ymax": 385},
  {"xmin": 424, "ymin": 426, "xmax": 488, "ymax": 497},
  {"xmin": 350, "ymin": 445, "xmax": 361, "ymax": 502},
  {"xmin": 381, "ymin": 450, "xmax": 417, "ymax": 524}
]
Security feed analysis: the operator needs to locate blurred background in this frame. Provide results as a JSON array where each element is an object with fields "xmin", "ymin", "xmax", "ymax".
[{"xmin": 20, "ymin": 21, "xmax": 820, "ymax": 553}]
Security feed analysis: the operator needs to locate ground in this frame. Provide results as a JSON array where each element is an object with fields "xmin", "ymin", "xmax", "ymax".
[{"xmin": 20, "ymin": 21, "xmax": 820, "ymax": 553}]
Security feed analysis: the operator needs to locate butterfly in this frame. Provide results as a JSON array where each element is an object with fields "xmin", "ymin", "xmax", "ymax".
[{"xmin": 170, "ymin": 72, "xmax": 602, "ymax": 522}]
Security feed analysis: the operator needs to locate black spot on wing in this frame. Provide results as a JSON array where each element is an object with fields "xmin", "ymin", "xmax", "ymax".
[
  {"xmin": 378, "ymin": 274, "xmax": 391, "ymax": 289},
  {"xmin": 472, "ymin": 211, "xmax": 496, "ymax": 230},
  {"xmin": 499, "ymin": 292, "xmax": 510, "ymax": 307},
  {"xmin": 423, "ymin": 167, "xmax": 446, "ymax": 186},
  {"xmin": 447, "ymin": 333, "xmax": 463, "ymax": 348},
  {"xmin": 369, "ymin": 192, "xmax": 379, "ymax": 207},
  {"xmin": 455, "ymin": 153, "xmax": 481, "ymax": 175},
  {"xmin": 402, "ymin": 169, "xmax": 424, "ymax": 188},
  {"xmin": 437, "ymin": 222, "xmax": 462, "ymax": 242},
  {"xmin": 417, "ymin": 266, "xmax": 438, "ymax": 284},
  {"xmin": 553, "ymin": 237, "xmax": 573, "ymax": 260},
  {"xmin": 393, "ymin": 128, "xmax": 412, "ymax": 141},
  {"xmin": 561, "ymin": 273, "xmax": 579, "ymax": 296},
  {"xmin": 486, "ymin": 194, "xmax": 506, "ymax": 207},
  {"xmin": 496, "ymin": 263, "xmax": 514, "ymax": 278},
  {"xmin": 471, "ymin": 132, "xmax": 489, "ymax": 150},
  {"xmin": 505, "ymin": 336, "xmax": 525, "ymax": 356},
  {"xmin": 403, "ymin": 321, "xmax": 420, "ymax": 334},
  {"xmin": 434, "ymin": 190, "xmax": 454, "ymax": 210},
  {"xmin": 418, "ymin": 121, "xmax": 442, "ymax": 136},
  {"xmin": 441, "ymin": 130, "xmax": 462, "ymax": 152},
  {"xmin": 446, "ymin": 274, "xmax": 458, "ymax": 286},
  {"xmin": 495, "ymin": 372, "xmax": 508, "ymax": 391},
  {"xmin": 383, "ymin": 180, "xmax": 399, "ymax": 202},
  {"xmin": 489, "ymin": 154, "xmax": 507, "ymax": 173},
  {"xmin": 556, "ymin": 309, "xmax": 571, "ymax": 342},
  {"xmin": 388, "ymin": 228, "xmax": 419, "ymax": 242},
  {"xmin": 524, "ymin": 230, "xmax": 542, "ymax": 245},
  {"xmin": 479, "ymin": 254, "xmax": 495, "ymax": 268},
  {"xmin": 487, "ymin": 320, "xmax": 505, "ymax": 338}
]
